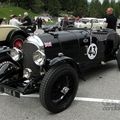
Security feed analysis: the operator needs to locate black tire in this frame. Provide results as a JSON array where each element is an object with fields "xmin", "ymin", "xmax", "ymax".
[
  {"xmin": 0, "ymin": 54, "xmax": 11, "ymax": 62},
  {"xmin": 0, "ymin": 54, "xmax": 21, "ymax": 82},
  {"xmin": 10, "ymin": 35, "xmax": 25, "ymax": 49},
  {"xmin": 0, "ymin": 54, "xmax": 12, "ymax": 79},
  {"xmin": 40, "ymin": 64, "xmax": 78, "ymax": 113}
]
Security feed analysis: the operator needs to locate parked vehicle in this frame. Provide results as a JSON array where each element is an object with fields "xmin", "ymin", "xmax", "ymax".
[
  {"xmin": 117, "ymin": 19, "xmax": 120, "ymax": 29},
  {"xmin": 0, "ymin": 27, "xmax": 120, "ymax": 113},
  {"xmin": 37, "ymin": 16, "xmax": 52, "ymax": 22},
  {"xmin": 0, "ymin": 25, "xmax": 28, "ymax": 49},
  {"xmin": 42, "ymin": 23, "xmax": 61, "ymax": 33},
  {"xmin": 74, "ymin": 17, "xmax": 107, "ymax": 29},
  {"xmin": 20, "ymin": 25, "xmax": 36, "ymax": 34}
]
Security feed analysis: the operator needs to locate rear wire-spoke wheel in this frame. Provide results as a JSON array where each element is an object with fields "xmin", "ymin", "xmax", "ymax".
[
  {"xmin": 0, "ymin": 55, "xmax": 21, "ymax": 82},
  {"xmin": 10, "ymin": 35, "xmax": 25, "ymax": 49},
  {"xmin": 40, "ymin": 64, "xmax": 78, "ymax": 113}
]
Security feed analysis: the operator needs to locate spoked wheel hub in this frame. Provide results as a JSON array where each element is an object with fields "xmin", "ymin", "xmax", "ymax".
[
  {"xmin": 0, "ymin": 61, "xmax": 19, "ymax": 83},
  {"xmin": 13, "ymin": 38, "xmax": 23, "ymax": 49},
  {"xmin": 61, "ymin": 86, "xmax": 70, "ymax": 95},
  {"xmin": 51, "ymin": 74, "xmax": 74, "ymax": 104}
]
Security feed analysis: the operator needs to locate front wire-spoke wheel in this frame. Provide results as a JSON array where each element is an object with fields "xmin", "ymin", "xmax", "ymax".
[{"xmin": 40, "ymin": 64, "xmax": 78, "ymax": 113}]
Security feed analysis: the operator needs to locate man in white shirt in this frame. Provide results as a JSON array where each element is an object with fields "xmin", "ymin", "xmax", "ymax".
[{"xmin": 9, "ymin": 15, "xmax": 22, "ymax": 27}]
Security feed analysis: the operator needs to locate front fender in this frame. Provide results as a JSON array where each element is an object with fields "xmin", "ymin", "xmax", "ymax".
[
  {"xmin": 49, "ymin": 56, "xmax": 74, "ymax": 66},
  {"xmin": 49, "ymin": 56, "xmax": 81, "ymax": 77}
]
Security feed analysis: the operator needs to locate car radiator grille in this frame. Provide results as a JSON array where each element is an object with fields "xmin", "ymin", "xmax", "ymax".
[{"xmin": 23, "ymin": 43, "xmax": 40, "ymax": 77}]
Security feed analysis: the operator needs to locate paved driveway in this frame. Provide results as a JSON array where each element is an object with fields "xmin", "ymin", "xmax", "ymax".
[
  {"xmin": 0, "ymin": 61, "xmax": 120, "ymax": 120},
  {"xmin": 1, "ymin": 28, "xmax": 120, "ymax": 120}
]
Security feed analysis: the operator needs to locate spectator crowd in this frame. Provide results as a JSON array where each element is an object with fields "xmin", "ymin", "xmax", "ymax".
[
  {"xmin": 0, "ymin": 7, "xmax": 118, "ymax": 32},
  {"xmin": 0, "ymin": 12, "xmax": 43, "ymax": 31}
]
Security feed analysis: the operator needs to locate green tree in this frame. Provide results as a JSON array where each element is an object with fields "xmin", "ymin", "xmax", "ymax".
[
  {"xmin": 47, "ymin": 0, "xmax": 61, "ymax": 16},
  {"xmin": 89, "ymin": 0, "xmax": 102, "ymax": 17},
  {"xmin": 73, "ymin": 0, "xmax": 88, "ymax": 17},
  {"xmin": 32, "ymin": 0, "xmax": 44, "ymax": 13},
  {"xmin": 116, "ymin": 0, "xmax": 120, "ymax": 18},
  {"xmin": 101, "ymin": 0, "xmax": 110, "ymax": 17},
  {"xmin": 110, "ymin": 0, "xmax": 120, "ymax": 18},
  {"xmin": 41, "ymin": 0, "xmax": 48, "ymax": 11},
  {"xmin": 60, "ymin": 0, "xmax": 74, "ymax": 11}
]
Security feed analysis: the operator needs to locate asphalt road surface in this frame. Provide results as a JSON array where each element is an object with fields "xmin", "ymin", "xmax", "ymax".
[
  {"xmin": 0, "ymin": 60, "xmax": 120, "ymax": 120},
  {"xmin": 1, "ymin": 29, "xmax": 120, "ymax": 120}
]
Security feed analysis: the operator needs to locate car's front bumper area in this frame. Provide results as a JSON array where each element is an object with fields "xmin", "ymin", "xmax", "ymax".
[
  {"xmin": 0, "ymin": 84, "xmax": 20, "ymax": 98},
  {"xmin": 0, "ymin": 76, "xmax": 42, "ymax": 98},
  {"xmin": 0, "ymin": 61, "xmax": 42, "ymax": 98}
]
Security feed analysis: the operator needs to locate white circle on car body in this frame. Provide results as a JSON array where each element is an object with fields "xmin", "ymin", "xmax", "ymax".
[{"xmin": 87, "ymin": 43, "xmax": 98, "ymax": 60}]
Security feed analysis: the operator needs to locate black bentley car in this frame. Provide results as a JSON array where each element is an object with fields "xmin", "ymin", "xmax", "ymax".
[{"xmin": 0, "ymin": 28, "xmax": 120, "ymax": 113}]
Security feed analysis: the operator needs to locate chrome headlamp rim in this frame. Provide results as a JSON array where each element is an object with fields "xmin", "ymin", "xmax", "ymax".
[
  {"xmin": 25, "ymin": 35, "xmax": 45, "ymax": 66},
  {"xmin": 26, "ymin": 35, "xmax": 44, "ymax": 49},
  {"xmin": 23, "ymin": 68, "xmax": 32, "ymax": 79},
  {"xmin": 10, "ymin": 47, "xmax": 23, "ymax": 61},
  {"xmin": 33, "ymin": 50, "xmax": 45, "ymax": 66}
]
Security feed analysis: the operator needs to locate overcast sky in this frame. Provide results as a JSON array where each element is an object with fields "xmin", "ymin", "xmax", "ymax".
[{"xmin": 88, "ymin": 0, "xmax": 118, "ymax": 3}]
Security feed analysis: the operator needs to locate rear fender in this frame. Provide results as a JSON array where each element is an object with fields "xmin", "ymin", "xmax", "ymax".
[{"xmin": 6, "ymin": 29, "xmax": 28, "ymax": 43}]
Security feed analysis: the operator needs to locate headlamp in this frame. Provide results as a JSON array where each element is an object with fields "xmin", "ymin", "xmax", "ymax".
[
  {"xmin": 23, "ymin": 68, "xmax": 32, "ymax": 79},
  {"xmin": 33, "ymin": 50, "xmax": 45, "ymax": 66},
  {"xmin": 10, "ymin": 47, "xmax": 22, "ymax": 61}
]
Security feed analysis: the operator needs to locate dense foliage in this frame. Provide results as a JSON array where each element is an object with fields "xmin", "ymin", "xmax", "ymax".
[{"xmin": 0, "ymin": 0, "xmax": 120, "ymax": 17}]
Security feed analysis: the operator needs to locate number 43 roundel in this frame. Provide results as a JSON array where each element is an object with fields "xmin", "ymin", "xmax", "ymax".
[{"xmin": 87, "ymin": 43, "xmax": 98, "ymax": 60}]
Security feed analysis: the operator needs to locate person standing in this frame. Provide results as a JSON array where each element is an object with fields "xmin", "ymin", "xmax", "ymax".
[
  {"xmin": 18, "ymin": 14, "xmax": 22, "ymax": 22},
  {"xmin": 60, "ymin": 16, "xmax": 69, "ymax": 30},
  {"xmin": 22, "ymin": 12, "xmax": 32, "ymax": 26},
  {"xmin": 36, "ymin": 17, "xmax": 43, "ymax": 29},
  {"xmin": 106, "ymin": 7, "xmax": 117, "ymax": 31},
  {"xmin": 9, "ymin": 15, "xmax": 22, "ymax": 27}
]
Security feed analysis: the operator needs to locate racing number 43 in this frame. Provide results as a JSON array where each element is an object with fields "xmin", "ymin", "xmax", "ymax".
[{"xmin": 87, "ymin": 43, "xmax": 98, "ymax": 60}]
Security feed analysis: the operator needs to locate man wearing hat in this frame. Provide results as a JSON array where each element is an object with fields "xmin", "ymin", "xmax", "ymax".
[{"xmin": 9, "ymin": 15, "xmax": 22, "ymax": 27}]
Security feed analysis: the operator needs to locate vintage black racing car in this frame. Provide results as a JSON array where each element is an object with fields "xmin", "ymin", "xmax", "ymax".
[{"xmin": 0, "ymin": 27, "xmax": 120, "ymax": 113}]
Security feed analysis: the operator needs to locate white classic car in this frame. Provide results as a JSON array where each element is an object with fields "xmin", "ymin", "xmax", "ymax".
[
  {"xmin": 0, "ymin": 25, "xmax": 28, "ymax": 49},
  {"xmin": 74, "ymin": 17, "xmax": 107, "ymax": 29}
]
